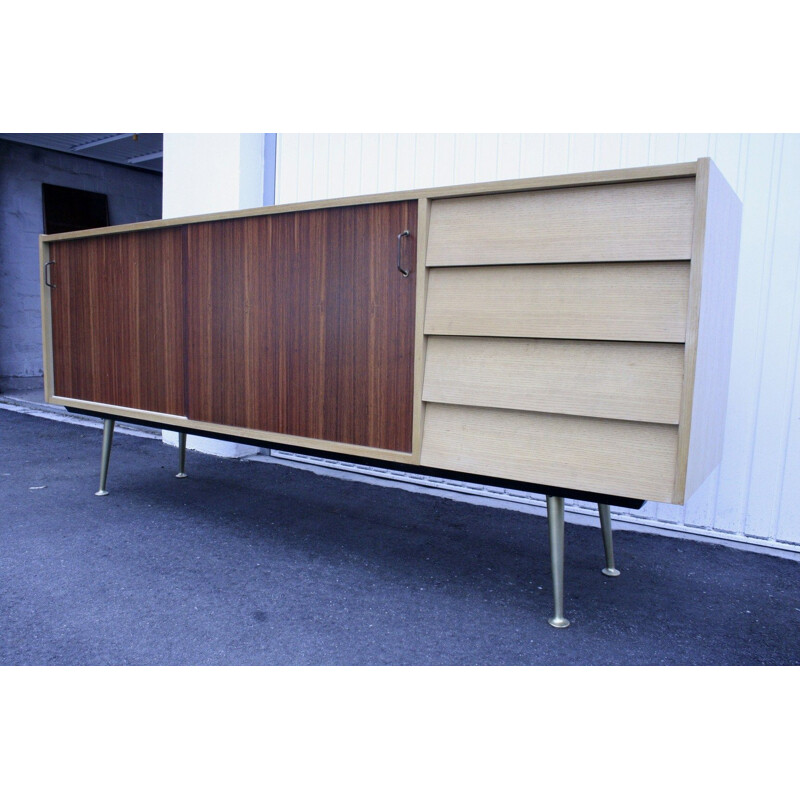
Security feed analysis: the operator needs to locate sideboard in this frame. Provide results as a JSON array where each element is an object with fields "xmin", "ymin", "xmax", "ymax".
[{"xmin": 39, "ymin": 158, "xmax": 742, "ymax": 628}]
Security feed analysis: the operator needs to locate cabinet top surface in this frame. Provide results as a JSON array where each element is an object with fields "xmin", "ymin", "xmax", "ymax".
[{"xmin": 41, "ymin": 159, "xmax": 703, "ymax": 243}]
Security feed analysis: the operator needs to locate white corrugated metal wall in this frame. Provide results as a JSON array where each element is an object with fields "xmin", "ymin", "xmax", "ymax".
[{"xmin": 274, "ymin": 134, "xmax": 800, "ymax": 551}]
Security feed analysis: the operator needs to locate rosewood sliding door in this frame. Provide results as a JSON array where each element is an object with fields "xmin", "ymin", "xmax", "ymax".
[
  {"xmin": 185, "ymin": 201, "xmax": 417, "ymax": 452},
  {"xmin": 49, "ymin": 229, "xmax": 185, "ymax": 416}
]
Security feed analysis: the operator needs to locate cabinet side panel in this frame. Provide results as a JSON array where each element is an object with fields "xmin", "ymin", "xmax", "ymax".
[
  {"xmin": 678, "ymin": 160, "xmax": 743, "ymax": 502},
  {"xmin": 48, "ymin": 230, "xmax": 185, "ymax": 416}
]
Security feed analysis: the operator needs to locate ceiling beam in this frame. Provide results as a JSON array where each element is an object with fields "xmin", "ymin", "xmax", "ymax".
[
  {"xmin": 127, "ymin": 151, "xmax": 163, "ymax": 165},
  {"xmin": 71, "ymin": 133, "xmax": 136, "ymax": 152}
]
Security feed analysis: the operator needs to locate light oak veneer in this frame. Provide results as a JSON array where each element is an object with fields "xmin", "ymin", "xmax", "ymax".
[
  {"xmin": 424, "ymin": 263, "xmax": 690, "ymax": 342},
  {"xmin": 422, "ymin": 337, "xmax": 685, "ymax": 425},
  {"xmin": 420, "ymin": 404, "xmax": 679, "ymax": 503},
  {"xmin": 426, "ymin": 178, "xmax": 696, "ymax": 266},
  {"xmin": 419, "ymin": 160, "xmax": 740, "ymax": 505}
]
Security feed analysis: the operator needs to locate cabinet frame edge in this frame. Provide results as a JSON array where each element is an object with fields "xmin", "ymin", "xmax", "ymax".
[
  {"xmin": 411, "ymin": 198, "xmax": 431, "ymax": 460},
  {"xmin": 40, "ymin": 161, "xmax": 701, "ymax": 243},
  {"xmin": 39, "ymin": 238, "xmax": 54, "ymax": 404}
]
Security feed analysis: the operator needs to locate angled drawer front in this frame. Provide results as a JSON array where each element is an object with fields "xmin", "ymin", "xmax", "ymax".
[
  {"xmin": 420, "ymin": 404, "xmax": 679, "ymax": 503},
  {"xmin": 423, "ymin": 337, "xmax": 685, "ymax": 425},
  {"xmin": 424, "ymin": 263, "xmax": 690, "ymax": 342},
  {"xmin": 426, "ymin": 178, "xmax": 696, "ymax": 266},
  {"xmin": 421, "ymin": 176, "xmax": 696, "ymax": 502}
]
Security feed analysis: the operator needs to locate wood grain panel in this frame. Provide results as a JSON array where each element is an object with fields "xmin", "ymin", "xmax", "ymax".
[
  {"xmin": 423, "ymin": 337, "xmax": 685, "ymax": 424},
  {"xmin": 421, "ymin": 404, "xmax": 679, "ymax": 502},
  {"xmin": 424, "ymin": 263, "xmax": 690, "ymax": 342},
  {"xmin": 185, "ymin": 201, "xmax": 417, "ymax": 452},
  {"xmin": 426, "ymin": 178, "xmax": 696, "ymax": 266},
  {"xmin": 49, "ymin": 229, "xmax": 185, "ymax": 416}
]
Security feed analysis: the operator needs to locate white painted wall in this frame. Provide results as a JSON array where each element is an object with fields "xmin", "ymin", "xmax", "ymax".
[
  {"xmin": 163, "ymin": 133, "xmax": 265, "ymax": 215},
  {"xmin": 161, "ymin": 133, "xmax": 265, "ymax": 458},
  {"xmin": 274, "ymin": 134, "xmax": 800, "ymax": 550}
]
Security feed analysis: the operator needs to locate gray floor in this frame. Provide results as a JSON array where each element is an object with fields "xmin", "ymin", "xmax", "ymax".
[{"xmin": 1, "ymin": 385, "xmax": 799, "ymax": 666}]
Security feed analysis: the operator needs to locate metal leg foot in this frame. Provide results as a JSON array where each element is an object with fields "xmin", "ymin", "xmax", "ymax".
[
  {"xmin": 598, "ymin": 503, "xmax": 621, "ymax": 577},
  {"xmin": 95, "ymin": 418, "xmax": 115, "ymax": 496},
  {"xmin": 175, "ymin": 431, "xmax": 187, "ymax": 478},
  {"xmin": 546, "ymin": 495, "xmax": 570, "ymax": 628}
]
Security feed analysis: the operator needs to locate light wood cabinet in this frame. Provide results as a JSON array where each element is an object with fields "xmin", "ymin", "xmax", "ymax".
[
  {"xmin": 41, "ymin": 158, "xmax": 741, "ymax": 507},
  {"xmin": 40, "ymin": 158, "xmax": 742, "ymax": 627},
  {"xmin": 420, "ymin": 162, "xmax": 740, "ymax": 506}
]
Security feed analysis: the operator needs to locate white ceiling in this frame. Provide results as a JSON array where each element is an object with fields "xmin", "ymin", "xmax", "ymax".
[{"xmin": 0, "ymin": 133, "xmax": 163, "ymax": 173}]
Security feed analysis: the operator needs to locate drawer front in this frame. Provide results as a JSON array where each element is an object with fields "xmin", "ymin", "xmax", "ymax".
[
  {"xmin": 426, "ymin": 178, "xmax": 696, "ymax": 266},
  {"xmin": 423, "ymin": 337, "xmax": 684, "ymax": 425},
  {"xmin": 421, "ymin": 404, "xmax": 678, "ymax": 502},
  {"xmin": 424, "ymin": 263, "xmax": 689, "ymax": 342}
]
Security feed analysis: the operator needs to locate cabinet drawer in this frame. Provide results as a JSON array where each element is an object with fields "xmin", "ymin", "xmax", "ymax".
[
  {"xmin": 423, "ymin": 337, "xmax": 685, "ymax": 424},
  {"xmin": 424, "ymin": 263, "xmax": 689, "ymax": 342},
  {"xmin": 426, "ymin": 178, "xmax": 696, "ymax": 266},
  {"xmin": 421, "ymin": 404, "xmax": 679, "ymax": 503}
]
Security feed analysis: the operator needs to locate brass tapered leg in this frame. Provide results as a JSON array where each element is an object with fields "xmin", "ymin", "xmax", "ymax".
[
  {"xmin": 598, "ymin": 503, "xmax": 620, "ymax": 577},
  {"xmin": 176, "ymin": 431, "xmax": 187, "ymax": 478},
  {"xmin": 546, "ymin": 495, "xmax": 570, "ymax": 628},
  {"xmin": 95, "ymin": 418, "xmax": 115, "ymax": 496}
]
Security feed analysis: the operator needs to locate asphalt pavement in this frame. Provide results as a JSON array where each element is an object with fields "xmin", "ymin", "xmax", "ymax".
[{"xmin": 1, "ymin": 405, "xmax": 799, "ymax": 665}]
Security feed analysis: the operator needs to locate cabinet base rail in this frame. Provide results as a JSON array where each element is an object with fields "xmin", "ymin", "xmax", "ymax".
[{"xmin": 88, "ymin": 411, "xmax": 629, "ymax": 629}]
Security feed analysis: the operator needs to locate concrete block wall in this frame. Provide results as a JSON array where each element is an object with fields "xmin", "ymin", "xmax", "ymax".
[{"xmin": 0, "ymin": 138, "xmax": 163, "ymax": 378}]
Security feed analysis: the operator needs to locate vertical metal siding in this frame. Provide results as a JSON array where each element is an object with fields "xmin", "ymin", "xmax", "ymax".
[{"xmin": 274, "ymin": 133, "xmax": 800, "ymax": 549}]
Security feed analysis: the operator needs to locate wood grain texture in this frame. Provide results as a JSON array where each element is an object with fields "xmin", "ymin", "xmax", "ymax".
[
  {"xmin": 424, "ymin": 263, "xmax": 690, "ymax": 342},
  {"xmin": 675, "ymin": 158, "xmax": 743, "ymax": 502},
  {"xmin": 49, "ymin": 229, "xmax": 185, "ymax": 416},
  {"xmin": 421, "ymin": 403, "xmax": 679, "ymax": 502},
  {"xmin": 423, "ymin": 337, "xmax": 685, "ymax": 424},
  {"xmin": 185, "ymin": 201, "xmax": 417, "ymax": 452},
  {"xmin": 426, "ymin": 178, "xmax": 697, "ymax": 266}
]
